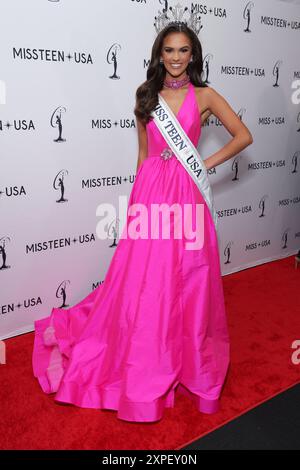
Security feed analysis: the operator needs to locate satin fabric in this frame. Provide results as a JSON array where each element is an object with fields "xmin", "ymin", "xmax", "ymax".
[{"xmin": 32, "ymin": 81, "xmax": 230, "ymax": 422}]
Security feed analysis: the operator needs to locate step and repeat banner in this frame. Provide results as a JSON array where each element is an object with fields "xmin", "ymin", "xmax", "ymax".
[{"xmin": 1, "ymin": 0, "xmax": 299, "ymax": 339}]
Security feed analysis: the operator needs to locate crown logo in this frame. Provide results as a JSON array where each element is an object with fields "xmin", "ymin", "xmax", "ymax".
[{"xmin": 154, "ymin": 3, "xmax": 202, "ymax": 35}]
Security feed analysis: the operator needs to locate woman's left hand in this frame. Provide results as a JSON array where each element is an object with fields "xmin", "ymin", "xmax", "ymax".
[{"xmin": 204, "ymin": 159, "xmax": 212, "ymax": 171}]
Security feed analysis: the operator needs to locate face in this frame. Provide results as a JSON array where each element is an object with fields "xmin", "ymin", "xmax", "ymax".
[{"xmin": 160, "ymin": 32, "xmax": 192, "ymax": 80}]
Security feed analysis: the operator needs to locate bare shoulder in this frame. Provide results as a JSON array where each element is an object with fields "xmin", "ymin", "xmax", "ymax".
[
  {"xmin": 194, "ymin": 85, "xmax": 253, "ymax": 141},
  {"xmin": 193, "ymin": 85, "xmax": 213, "ymax": 114},
  {"xmin": 194, "ymin": 85, "xmax": 234, "ymax": 114}
]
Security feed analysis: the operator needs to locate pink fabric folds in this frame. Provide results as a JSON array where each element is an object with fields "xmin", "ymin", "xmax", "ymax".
[{"xmin": 32, "ymin": 82, "xmax": 230, "ymax": 422}]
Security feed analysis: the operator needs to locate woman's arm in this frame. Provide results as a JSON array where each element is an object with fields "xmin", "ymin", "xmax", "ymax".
[
  {"xmin": 136, "ymin": 117, "xmax": 148, "ymax": 173},
  {"xmin": 203, "ymin": 87, "xmax": 253, "ymax": 171},
  {"xmin": 201, "ymin": 109, "xmax": 212, "ymax": 125}
]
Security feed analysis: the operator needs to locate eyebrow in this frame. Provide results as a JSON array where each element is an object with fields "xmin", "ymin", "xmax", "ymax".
[{"xmin": 163, "ymin": 45, "xmax": 191, "ymax": 49}]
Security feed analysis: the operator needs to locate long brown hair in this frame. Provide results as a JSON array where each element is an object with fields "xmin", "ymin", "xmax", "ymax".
[{"xmin": 134, "ymin": 22, "xmax": 207, "ymax": 125}]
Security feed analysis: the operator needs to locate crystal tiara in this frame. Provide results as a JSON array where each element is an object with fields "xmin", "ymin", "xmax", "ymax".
[{"xmin": 154, "ymin": 2, "xmax": 202, "ymax": 35}]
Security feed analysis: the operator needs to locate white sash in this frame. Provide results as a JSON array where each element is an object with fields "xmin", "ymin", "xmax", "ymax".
[{"xmin": 151, "ymin": 93, "xmax": 218, "ymax": 230}]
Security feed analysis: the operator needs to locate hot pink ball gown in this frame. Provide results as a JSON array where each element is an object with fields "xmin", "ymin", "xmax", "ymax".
[{"xmin": 32, "ymin": 81, "xmax": 230, "ymax": 422}]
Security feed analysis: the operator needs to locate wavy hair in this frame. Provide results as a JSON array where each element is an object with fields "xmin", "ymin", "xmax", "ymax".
[{"xmin": 134, "ymin": 22, "xmax": 207, "ymax": 125}]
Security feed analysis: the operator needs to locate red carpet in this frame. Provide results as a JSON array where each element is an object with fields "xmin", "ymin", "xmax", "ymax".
[{"xmin": 1, "ymin": 255, "xmax": 300, "ymax": 450}]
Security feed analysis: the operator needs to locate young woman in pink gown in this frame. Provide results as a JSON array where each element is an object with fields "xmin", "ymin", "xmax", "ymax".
[{"xmin": 32, "ymin": 21, "xmax": 253, "ymax": 422}]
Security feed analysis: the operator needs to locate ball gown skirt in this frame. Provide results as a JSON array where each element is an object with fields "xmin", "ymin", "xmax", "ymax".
[{"xmin": 32, "ymin": 82, "xmax": 230, "ymax": 422}]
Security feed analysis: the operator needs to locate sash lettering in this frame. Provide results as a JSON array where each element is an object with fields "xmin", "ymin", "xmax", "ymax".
[{"xmin": 151, "ymin": 95, "xmax": 218, "ymax": 230}]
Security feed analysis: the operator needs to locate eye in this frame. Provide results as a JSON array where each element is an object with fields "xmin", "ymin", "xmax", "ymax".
[{"xmin": 164, "ymin": 48, "xmax": 190, "ymax": 53}]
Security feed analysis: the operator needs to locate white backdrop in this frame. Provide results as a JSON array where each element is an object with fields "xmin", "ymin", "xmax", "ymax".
[{"xmin": 1, "ymin": 0, "xmax": 299, "ymax": 340}]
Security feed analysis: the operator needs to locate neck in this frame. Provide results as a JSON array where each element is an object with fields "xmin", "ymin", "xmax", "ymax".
[
  {"xmin": 163, "ymin": 74, "xmax": 190, "ymax": 90},
  {"xmin": 164, "ymin": 71, "xmax": 188, "ymax": 82}
]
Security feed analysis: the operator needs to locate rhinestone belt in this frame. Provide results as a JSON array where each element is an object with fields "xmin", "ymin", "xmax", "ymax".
[{"xmin": 160, "ymin": 147, "xmax": 175, "ymax": 160}]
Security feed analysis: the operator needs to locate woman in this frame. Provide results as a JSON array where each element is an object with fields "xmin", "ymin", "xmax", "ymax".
[{"xmin": 32, "ymin": 22, "xmax": 253, "ymax": 423}]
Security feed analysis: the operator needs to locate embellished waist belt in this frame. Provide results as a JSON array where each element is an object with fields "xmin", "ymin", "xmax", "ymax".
[{"xmin": 148, "ymin": 147, "xmax": 176, "ymax": 160}]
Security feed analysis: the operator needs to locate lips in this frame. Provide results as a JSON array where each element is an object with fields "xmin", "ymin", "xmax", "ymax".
[{"xmin": 170, "ymin": 64, "xmax": 182, "ymax": 68}]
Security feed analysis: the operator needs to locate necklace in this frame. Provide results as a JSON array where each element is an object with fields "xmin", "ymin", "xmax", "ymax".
[{"xmin": 163, "ymin": 75, "xmax": 190, "ymax": 89}]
